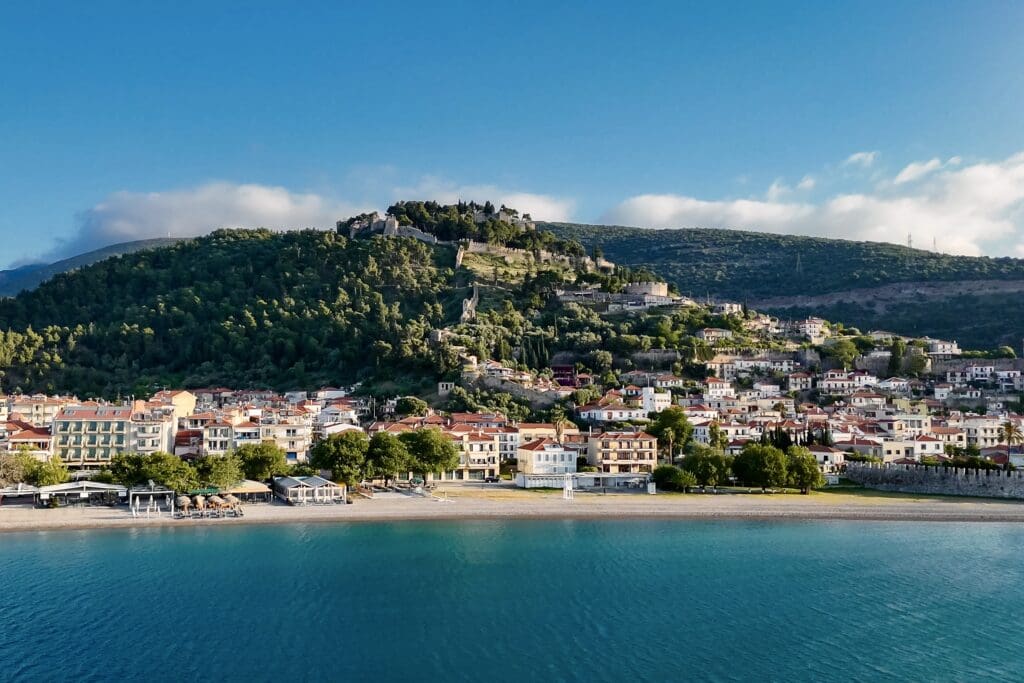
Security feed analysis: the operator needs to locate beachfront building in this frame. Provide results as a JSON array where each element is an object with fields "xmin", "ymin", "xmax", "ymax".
[
  {"xmin": 586, "ymin": 431, "xmax": 657, "ymax": 473},
  {"xmin": 517, "ymin": 438, "xmax": 576, "ymax": 475},
  {"xmin": 272, "ymin": 475, "xmax": 346, "ymax": 504},
  {"xmin": 53, "ymin": 406, "xmax": 133, "ymax": 469},
  {"xmin": 201, "ymin": 420, "xmax": 234, "ymax": 456},
  {"xmin": 130, "ymin": 408, "xmax": 177, "ymax": 455},
  {"xmin": 260, "ymin": 412, "xmax": 313, "ymax": 463},
  {"xmin": 446, "ymin": 431, "xmax": 500, "ymax": 481}
]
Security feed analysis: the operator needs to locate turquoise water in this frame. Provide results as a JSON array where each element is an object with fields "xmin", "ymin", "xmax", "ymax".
[{"xmin": 1, "ymin": 520, "xmax": 1023, "ymax": 682}]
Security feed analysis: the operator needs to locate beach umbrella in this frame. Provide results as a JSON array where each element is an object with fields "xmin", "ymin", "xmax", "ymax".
[
  {"xmin": 209, "ymin": 495, "xmax": 226, "ymax": 508},
  {"xmin": 223, "ymin": 494, "xmax": 240, "ymax": 507},
  {"xmin": 176, "ymin": 496, "xmax": 191, "ymax": 509},
  {"xmin": 193, "ymin": 495, "xmax": 206, "ymax": 510}
]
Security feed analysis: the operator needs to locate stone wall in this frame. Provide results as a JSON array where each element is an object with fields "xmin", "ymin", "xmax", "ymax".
[
  {"xmin": 463, "ymin": 240, "xmax": 605, "ymax": 272},
  {"xmin": 473, "ymin": 376, "xmax": 558, "ymax": 408},
  {"xmin": 931, "ymin": 358, "xmax": 1024, "ymax": 375},
  {"xmin": 846, "ymin": 462, "xmax": 1024, "ymax": 499}
]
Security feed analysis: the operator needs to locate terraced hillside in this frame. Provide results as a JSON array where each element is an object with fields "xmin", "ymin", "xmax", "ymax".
[{"xmin": 545, "ymin": 222, "xmax": 1024, "ymax": 349}]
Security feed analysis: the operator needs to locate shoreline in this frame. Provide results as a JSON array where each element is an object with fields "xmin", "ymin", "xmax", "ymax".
[{"xmin": 4, "ymin": 488, "xmax": 1024, "ymax": 533}]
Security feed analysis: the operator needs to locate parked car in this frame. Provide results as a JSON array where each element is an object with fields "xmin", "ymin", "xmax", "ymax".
[{"xmin": 483, "ymin": 476, "xmax": 501, "ymax": 483}]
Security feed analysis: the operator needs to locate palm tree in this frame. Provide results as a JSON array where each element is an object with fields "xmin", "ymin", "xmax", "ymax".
[
  {"xmin": 549, "ymin": 405, "xmax": 570, "ymax": 444},
  {"xmin": 999, "ymin": 421, "xmax": 1023, "ymax": 470}
]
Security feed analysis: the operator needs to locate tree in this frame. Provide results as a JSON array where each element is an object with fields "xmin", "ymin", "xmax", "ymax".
[
  {"xmin": 785, "ymin": 445, "xmax": 825, "ymax": 494},
  {"xmin": 707, "ymin": 421, "xmax": 729, "ymax": 451},
  {"xmin": 588, "ymin": 350, "xmax": 613, "ymax": 373},
  {"xmin": 310, "ymin": 431, "xmax": 368, "ymax": 485},
  {"xmin": 399, "ymin": 429, "xmax": 460, "ymax": 478},
  {"xmin": 648, "ymin": 407, "xmax": 693, "ymax": 463},
  {"xmin": 652, "ymin": 464, "xmax": 697, "ymax": 492},
  {"xmin": 887, "ymin": 339, "xmax": 906, "ymax": 376},
  {"xmin": 197, "ymin": 454, "xmax": 243, "ymax": 488},
  {"xmin": 999, "ymin": 421, "xmax": 1023, "ymax": 471},
  {"xmin": 681, "ymin": 445, "xmax": 731, "ymax": 488},
  {"xmin": 825, "ymin": 339, "xmax": 858, "ymax": 369},
  {"xmin": 109, "ymin": 453, "xmax": 147, "ymax": 487},
  {"xmin": 549, "ymin": 404, "xmax": 572, "ymax": 444},
  {"xmin": 235, "ymin": 441, "xmax": 289, "ymax": 480},
  {"xmin": 906, "ymin": 352, "xmax": 928, "ymax": 377},
  {"xmin": 141, "ymin": 452, "xmax": 198, "ymax": 492},
  {"xmin": 0, "ymin": 448, "xmax": 36, "ymax": 486},
  {"xmin": 732, "ymin": 444, "xmax": 787, "ymax": 491},
  {"xmin": 289, "ymin": 463, "xmax": 317, "ymax": 477},
  {"xmin": 365, "ymin": 432, "xmax": 411, "ymax": 485},
  {"xmin": 999, "ymin": 420, "xmax": 1023, "ymax": 448},
  {"xmin": 32, "ymin": 454, "xmax": 69, "ymax": 487},
  {"xmin": 395, "ymin": 396, "xmax": 429, "ymax": 417}
]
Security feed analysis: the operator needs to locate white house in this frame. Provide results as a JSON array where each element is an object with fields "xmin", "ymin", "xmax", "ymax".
[
  {"xmin": 705, "ymin": 378, "xmax": 735, "ymax": 399},
  {"xmin": 641, "ymin": 387, "xmax": 672, "ymax": 414},
  {"xmin": 516, "ymin": 438, "xmax": 576, "ymax": 475}
]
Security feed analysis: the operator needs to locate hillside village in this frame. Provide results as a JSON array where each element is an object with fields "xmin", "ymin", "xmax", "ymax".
[
  {"xmin": 2, "ymin": 202, "xmax": 1024, "ymax": 501},
  {"xmin": 2, "ymin": 322, "xmax": 1023, "ymax": 494}
]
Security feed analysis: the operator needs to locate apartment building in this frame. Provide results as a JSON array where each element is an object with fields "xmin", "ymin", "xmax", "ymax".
[
  {"xmin": 586, "ymin": 431, "xmax": 657, "ymax": 473},
  {"xmin": 53, "ymin": 406, "xmax": 133, "ymax": 468},
  {"xmin": 10, "ymin": 395, "xmax": 77, "ymax": 427},
  {"xmin": 130, "ymin": 409, "xmax": 176, "ymax": 455},
  {"xmin": 445, "ymin": 431, "xmax": 500, "ymax": 480}
]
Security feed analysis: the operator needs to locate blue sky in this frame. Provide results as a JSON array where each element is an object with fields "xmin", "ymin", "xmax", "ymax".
[{"xmin": 2, "ymin": 1, "xmax": 1023, "ymax": 265}]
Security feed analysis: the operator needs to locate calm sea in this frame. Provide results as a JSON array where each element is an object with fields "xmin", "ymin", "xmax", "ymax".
[{"xmin": 1, "ymin": 520, "xmax": 1022, "ymax": 682}]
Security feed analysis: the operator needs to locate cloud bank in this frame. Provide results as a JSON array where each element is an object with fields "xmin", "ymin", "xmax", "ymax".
[
  {"xmin": 47, "ymin": 182, "xmax": 364, "ymax": 261},
  {"xmin": 32, "ymin": 151, "xmax": 1024, "ymax": 264},
  {"xmin": 603, "ymin": 151, "xmax": 1024, "ymax": 256}
]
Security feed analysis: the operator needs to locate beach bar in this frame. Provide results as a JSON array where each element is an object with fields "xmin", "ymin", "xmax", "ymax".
[
  {"xmin": 515, "ymin": 472, "xmax": 654, "ymax": 492},
  {"xmin": 272, "ymin": 475, "xmax": 346, "ymax": 505},
  {"xmin": 0, "ymin": 483, "xmax": 40, "ymax": 507},
  {"xmin": 221, "ymin": 479, "xmax": 273, "ymax": 503},
  {"xmin": 38, "ymin": 481, "xmax": 128, "ymax": 506}
]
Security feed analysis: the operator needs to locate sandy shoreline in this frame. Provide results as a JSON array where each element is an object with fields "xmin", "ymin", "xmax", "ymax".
[{"xmin": 3, "ymin": 486, "xmax": 1024, "ymax": 533}]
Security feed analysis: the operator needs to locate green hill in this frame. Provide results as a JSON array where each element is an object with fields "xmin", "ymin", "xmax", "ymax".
[
  {"xmin": 544, "ymin": 222, "xmax": 1024, "ymax": 349},
  {"xmin": 0, "ymin": 229, "xmax": 465, "ymax": 396},
  {"xmin": 0, "ymin": 238, "xmax": 183, "ymax": 297},
  {"xmin": 0, "ymin": 207, "xmax": 646, "ymax": 398}
]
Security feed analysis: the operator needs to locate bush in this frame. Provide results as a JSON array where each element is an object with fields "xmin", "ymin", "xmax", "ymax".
[{"xmin": 652, "ymin": 465, "xmax": 697, "ymax": 492}]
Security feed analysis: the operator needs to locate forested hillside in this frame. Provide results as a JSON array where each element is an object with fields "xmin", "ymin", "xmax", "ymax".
[
  {"xmin": 0, "ymin": 221, "xmax": 776, "ymax": 399},
  {"xmin": 0, "ymin": 229, "xmax": 462, "ymax": 396},
  {"xmin": 546, "ymin": 222, "xmax": 1024, "ymax": 348}
]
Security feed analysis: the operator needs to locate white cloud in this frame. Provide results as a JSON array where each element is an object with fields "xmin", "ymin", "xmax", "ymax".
[
  {"xmin": 765, "ymin": 179, "xmax": 790, "ymax": 201},
  {"xmin": 50, "ymin": 182, "xmax": 366, "ymax": 260},
  {"xmin": 844, "ymin": 151, "xmax": 879, "ymax": 167},
  {"xmin": 602, "ymin": 151, "xmax": 1024, "ymax": 256},
  {"xmin": 893, "ymin": 157, "xmax": 964, "ymax": 185},
  {"xmin": 392, "ymin": 176, "xmax": 575, "ymax": 222},
  {"xmin": 764, "ymin": 175, "xmax": 815, "ymax": 201}
]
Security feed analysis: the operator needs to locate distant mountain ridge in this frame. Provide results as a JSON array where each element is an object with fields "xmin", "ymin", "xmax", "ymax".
[
  {"xmin": 0, "ymin": 238, "xmax": 183, "ymax": 297},
  {"xmin": 544, "ymin": 222, "xmax": 1024, "ymax": 349}
]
